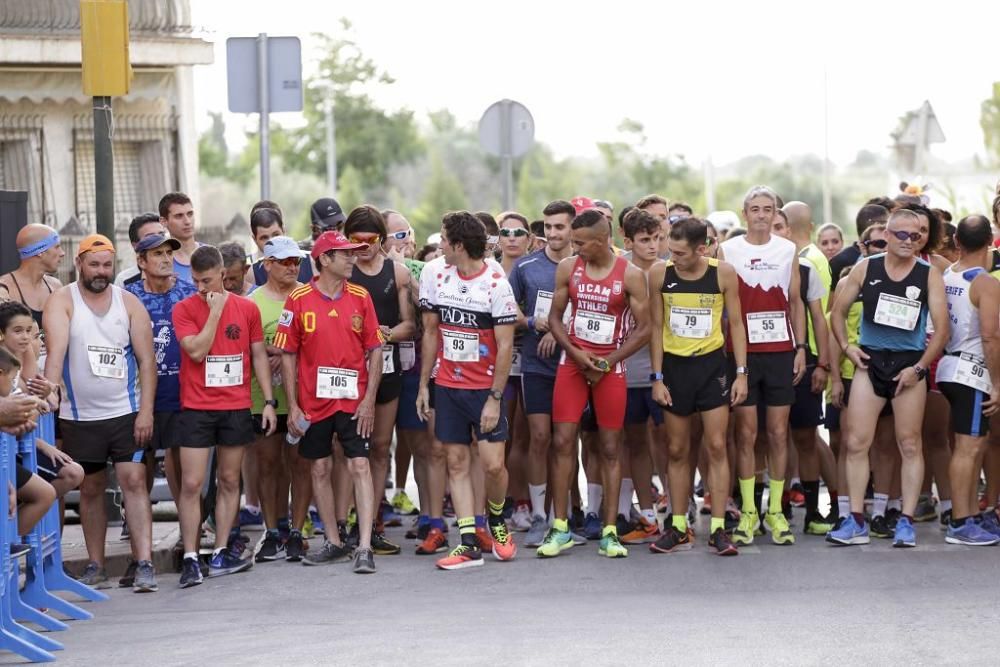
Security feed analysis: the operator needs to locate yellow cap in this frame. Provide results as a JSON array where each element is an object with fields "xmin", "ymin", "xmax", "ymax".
[{"xmin": 76, "ymin": 234, "xmax": 116, "ymax": 257}]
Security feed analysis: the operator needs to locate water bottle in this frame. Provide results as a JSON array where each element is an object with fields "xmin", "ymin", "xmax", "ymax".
[{"xmin": 286, "ymin": 416, "xmax": 311, "ymax": 445}]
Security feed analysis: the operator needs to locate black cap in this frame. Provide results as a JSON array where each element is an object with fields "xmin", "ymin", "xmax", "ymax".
[{"xmin": 310, "ymin": 197, "xmax": 346, "ymax": 230}]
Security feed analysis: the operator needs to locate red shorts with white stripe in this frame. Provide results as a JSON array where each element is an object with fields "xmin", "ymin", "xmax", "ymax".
[{"xmin": 552, "ymin": 361, "xmax": 626, "ymax": 430}]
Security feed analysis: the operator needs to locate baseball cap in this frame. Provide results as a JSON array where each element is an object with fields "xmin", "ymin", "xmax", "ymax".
[
  {"xmin": 263, "ymin": 235, "xmax": 307, "ymax": 260},
  {"xmin": 310, "ymin": 231, "xmax": 369, "ymax": 259},
  {"xmin": 707, "ymin": 210, "xmax": 740, "ymax": 234},
  {"xmin": 571, "ymin": 196, "xmax": 595, "ymax": 215},
  {"xmin": 76, "ymin": 234, "xmax": 115, "ymax": 257},
  {"xmin": 134, "ymin": 233, "xmax": 181, "ymax": 254},
  {"xmin": 310, "ymin": 197, "xmax": 346, "ymax": 230},
  {"xmin": 427, "ymin": 232, "xmax": 442, "ymax": 245}
]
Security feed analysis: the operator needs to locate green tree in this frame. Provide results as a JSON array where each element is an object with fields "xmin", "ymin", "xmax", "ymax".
[
  {"xmin": 336, "ymin": 164, "xmax": 366, "ymax": 214},
  {"xmin": 410, "ymin": 152, "xmax": 468, "ymax": 240},
  {"xmin": 981, "ymin": 82, "xmax": 1000, "ymax": 166}
]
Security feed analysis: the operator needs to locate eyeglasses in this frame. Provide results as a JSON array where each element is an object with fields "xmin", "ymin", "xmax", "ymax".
[
  {"xmin": 387, "ymin": 230, "xmax": 410, "ymax": 241},
  {"xmin": 668, "ymin": 215, "xmax": 688, "ymax": 225},
  {"xmin": 890, "ymin": 230, "xmax": 921, "ymax": 242},
  {"xmin": 499, "ymin": 228, "xmax": 529, "ymax": 238},
  {"xmin": 348, "ymin": 234, "xmax": 381, "ymax": 245},
  {"xmin": 593, "ymin": 199, "xmax": 614, "ymax": 210},
  {"xmin": 863, "ymin": 238, "xmax": 888, "ymax": 249},
  {"xmin": 266, "ymin": 257, "xmax": 302, "ymax": 267}
]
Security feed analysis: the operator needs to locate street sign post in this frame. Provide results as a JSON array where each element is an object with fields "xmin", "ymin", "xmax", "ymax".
[
  {"xmin": 226, "ymin": 35, "xmax": 303, "ymax": 199},
  {"xmin": 478, "ymin": 99, "xmax": 534, "ymax": 211}
]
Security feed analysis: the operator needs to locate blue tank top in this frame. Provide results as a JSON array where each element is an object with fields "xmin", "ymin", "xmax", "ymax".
[{"xmin": 858, "ymin": 254, "xmax": 930, "ymax": 352}]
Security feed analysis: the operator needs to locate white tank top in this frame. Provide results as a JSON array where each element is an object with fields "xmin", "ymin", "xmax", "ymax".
[
  {"xmin": 936, "ymin": 266, "xmax": 985, "ymax": 385},
  {"xmin": 60, "ymin": 283, "xmax": 140, "ymax": 421}
]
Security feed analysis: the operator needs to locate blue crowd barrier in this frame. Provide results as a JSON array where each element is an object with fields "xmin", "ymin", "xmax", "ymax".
[{"xmin": 0, "ymin": 413, "xmax": 109, "ymax": 662}]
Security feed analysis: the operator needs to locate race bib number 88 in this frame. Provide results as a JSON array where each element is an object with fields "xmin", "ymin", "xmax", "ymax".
[{"xmin": 573, "ymin": 311, "xmax": 615, "ymax": 345}]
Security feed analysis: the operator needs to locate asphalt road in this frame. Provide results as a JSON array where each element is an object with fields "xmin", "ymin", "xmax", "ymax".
[{"xmin": 10, "ymin": 514, "xmax": 999, "ymax": 666}]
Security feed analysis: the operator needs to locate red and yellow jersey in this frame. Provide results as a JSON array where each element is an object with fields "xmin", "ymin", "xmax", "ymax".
[
  {"xmin": 566, "ymin": 255, "xmax": 632, "ymax": 357},
  {"xmin": 274, "ymin": 280, "xmax": 384, "ymax": 422}
]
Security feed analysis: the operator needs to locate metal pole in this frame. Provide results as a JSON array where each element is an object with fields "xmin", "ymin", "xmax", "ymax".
[
  {"xmin": 257, "ymin": 33, "xmax": 270, "ymax": 199},
  {"xmin": 93, "ymin": 95, "xmax": 114, "ymax": 240},
  {"xmin": 822, "ymin": 66, "xmax": 833, "ymax": 226},
  {"xmin": 325, "ymin": 97, "xmax": 337, "ymax": 196},
  {"xmin": 500, "ymin": 99, "xmax": 513, "ymax": 211},
  {"xmin": 703, "ymin": 155, "xmax": 716, "ymax": 213}
]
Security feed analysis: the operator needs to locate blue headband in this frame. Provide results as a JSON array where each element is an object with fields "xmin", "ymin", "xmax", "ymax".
[{"xmin": 18, "ymin": 233, "xmax": 60, "ymax": 259}]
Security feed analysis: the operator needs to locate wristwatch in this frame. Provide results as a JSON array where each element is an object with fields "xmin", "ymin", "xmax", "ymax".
[
  {"xmin": 795, "ymin": 343, "xmax": 808, "ymax": 351},
  {"xmin": 913, "ymin": 365, "xmax": 928, "ymax": 381},
  {"xmin": 649, "ymin": 372, "xmax": 664, "ymax": 382},
  {"xmin": 735, "ymin": 366, "xmax": 750, "ymax": 377},
  {"xmin": 264, "ymin": 399, "xmax": 279, "ymax": 409},
  {"xmin": 488, "ymin": 389, "xmax": 504, "ymax": 401},
  {"xmin": 595, "ymin": 358, "xmax": 611, "ymax": 373}
]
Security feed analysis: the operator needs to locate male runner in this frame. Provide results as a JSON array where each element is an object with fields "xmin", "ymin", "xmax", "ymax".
[{"xmin": 159, "ymin": 192, "xmax": 199, "ymax": 283}]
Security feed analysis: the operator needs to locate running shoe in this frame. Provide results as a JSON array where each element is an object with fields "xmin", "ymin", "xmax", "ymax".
[
  {"xmin": 436, "ymin": 544, "xmax": 483, "ymax": 570},
  {"xmin": 303, "ymin": 541, "xmax": 351, "ymax": 565},
  {"xmin": 892, "ymin": 516, "xmax": 916, "ymax": 548},
  {"xmin": 621, "ymin": 516, "xmax": 661, "ymax": 545},
  {"xmin": 302, "ymin": 516, "xmax": 315, "ymax": 538},
  {"xmin": 732, "ymin": 510, "xmax": 759, "ymax": 546},
  {"xmin": 764, "ymin": 511, "xmax": 795, "ymax": 545},
  {"xmin": 655, "ymin": 494, "xmax": 670, "ymax": 515},
  {"xmin": 238, "ymin": 507, "xmax": 264, "ymax": 529},
  {"xmin": 474, "ymin": 526, "xmax": 493, "ymax": 552},
  {"xmin": 353, "ymin": 547, "xmax": 376, "ymax": 574},
  {"xmin": 570, "ymin": 531, "xmax": 588, "ymax": 545},
  {"xmin": 649, "ymin": 525, "xmax": 692, "ymax": 554},
  {"xmin": 524, "ymin": 515, "xmax": 548, "ymax": 547},
  {"xmin": 391, "ymin": 490, "xmax": 419, "ymax": 516},
  {"xmin": 870, "ymin": 515, "xmax": 894, "ymax": 539},
  {"xmin": 598, "ymin": 532, "xmax": 628, "ymax": 558},
  {"xmin": 179, "ymin": 557, "xmax": 203, "ymax": 588},
  {"xmin": 804, "ymin": 512, "xmax": 835, "ymax": 536},
  {"xmin": 78, "ymin": 561, "xmax": 110, "ymax": 589},
  {"xmin": 372, "ymin": 531, "xmax": 402, "ymax": 556},
  {"xmin": 885, "ymin": 507, "xmax": 901, "ymax": 530},
  {"xmin": 309, "ymin": 509, "xmax": 325, "ymax": 535},
  {"xmin": 788, "ymin": 483, "xmax": 806, "ymax": 507},
  {"xmin": 708, "ymin": 527, "xmax": 739, "ymax": 556},
  {"xmin": 980, "ymin": 510, "xmax": 1000, "ymax": 537},
  {"xmin": 939, "ymin": 509, "xmax": 952, "ymax": 532},
  {"xmin": 415, "ymin": 527, "xmax": 449, "ymax": 554},
  {"xmin": 255, "ymin": 532, "xmax": 283, "ymax": 562},
  {"xmin": 489, "ymin": 518, "xmax": 517, "ymax": 561},
  {"xmin": 510, "ymin": 504, "xmax": 532, "ymax": 532},
  {"xmin": 227, "ymin": 531, "xmax": 251, "ymax": 560},
  {"xmin": 536, "ymin": 527, "xmax": 573, "ymax": 558},
  {"xmin": 341, "ymin": 522, "xmax": 360, "ymax": 551},
  {"xmin": 826, "ymin": 514, "xmax": 869, "ymax": 545},
  {"xmin": 694, "ymin": 481, "xmax": 705, "ymax": 498},
  {"xmin": 913, "ymin": 495, "xmax": 937, "ymax": 522},
  {"xmin": 133, "ymin": 560, "xmax": 158, "ymax": 593},
  {"xmin": 571, "ymin": 507, "xmax": 586, "ymax": 532},
  {"xmin": 119, "ymin": 559, "xmax": 137, "ymax": 588},
  {"xmin": 442, "ymin": 494, "xmax": 455, "ymax": 518},
  {"xmin": 945, "ymin": 517, "xmax": 1000, "ymax": 546},
  {"xmin": 687, "ymin": 497, "xmax": 697, "ymax": 524},
  {"xmin": 700, "ymin": 493, "xmax": 712, "ymax": 515},
  {"xmin": 583, "ymin": 513, "xmax": 602, "ymax": 540},
  {"xmin": 616, "ymin": 514, "xmax": 632, "ymax": 537},
  {"xmin": 781, "ymin": 491, "xmax": 793, "ymax": 520},
  {"xmin": 406, "ymin": 520, "xmax": 430, "ymax": 542},
  {"xmin": 284, "ymin": 532, "xmax": 306, "ymax": 562},
  {"xmin": 209, "ymin": 548, "xmax": 253, "ymax": 577}
]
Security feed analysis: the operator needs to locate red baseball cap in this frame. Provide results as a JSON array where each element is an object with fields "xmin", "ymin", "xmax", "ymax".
[
  {"xmin": 571, "ymin": 196, "xmax": 595, "ymax": 215},
  {"xmin": 310, "ymin": 231, "xmax": 369, "ymax": 259}
]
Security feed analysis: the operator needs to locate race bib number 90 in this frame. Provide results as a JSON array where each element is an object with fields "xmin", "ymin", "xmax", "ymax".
[{"xmin": 953, "ymin": 353, "xmax": 992, "ymax": 394}]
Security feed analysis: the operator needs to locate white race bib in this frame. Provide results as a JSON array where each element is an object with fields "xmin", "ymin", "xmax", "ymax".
[
  {"xmin": 443, "ymin": 330, "xmax": 479, "ymax": 362},
  {"xmin": 511, "ymin": 346, "xmax": 522, "ymax": 376},
  {"xmin": 573, "ymin": 310, "xmax": 615, "ymax": 345},
  {"xmin": 669, "ymin": 307, "xmax": 712, "ymax": 339},
  {"xmin": 399, "ymin": 342, "xmax": 416, "ymax": 371},
  {"xmin": 87, "ymin": 344, "xmax": 125, "ymax": 379},
  {"xmin": 206, "ymin": 354, "xmax": 243, "ymax": 387},
  {"xmin": 746, "ymin": 311, "xmax": 789, "ymax": 344},
  {"xmin": 873, "ymin": 293, "xmax": 920, "ymax": 331},
  {"xmin": 316, "ymin": 367, "xmax": 359, "ymax": 399},
  {"xmin": 953, "ymin": 353, "xmax": 992, "ymax": 394},
  {"xmin": 382, "ymin": 345, "xmax": 395, "ymax": 375},
  {"xmin": 534, "ymin": 290, "xmax": 553, "ymax": 320}
]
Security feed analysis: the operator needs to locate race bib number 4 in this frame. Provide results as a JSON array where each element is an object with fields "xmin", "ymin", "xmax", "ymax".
[
  {"xmin": 746, "ymin": 311, "xmax": 789, "ymax": 344},
  {"xmin": 87, "ymin": 345, "xmax": 125, "ymax": 379},
  {"xmin": 669, "ymin": 307, "xmax": 712, "ymax": 339},
  {"xmin": 953, "ymin": 353, "xmax": 992, "ymax": 394},
  {"xmin": 317, "ymin": 367, "xmax": 359, "ymax": 400},
  {"xmin": 573, "ymin": 311, "xmax": 615, "ymax": 345},
  {"xmin": 873, "ymin": 293, "xmax": 920, "ymax": 331},
  {"xmin": 205, "ymin": 354, "xmax": 243, "ymax": 387},
  {"xmin": 382, "ymin": 345, "xmax": 395, "ymax": 375},
  {"xmin": 443, "ymin": 330, "xmax": 479, "ymax": 362}
]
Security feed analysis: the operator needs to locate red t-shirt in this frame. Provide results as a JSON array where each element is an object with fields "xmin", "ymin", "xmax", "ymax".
[
  {"xmin": 173, "ymin": 293, "xmax": 263, "ymax": 410},
  {"xmin": 273, "ymin": 280, "xmax": 383, "ymax": 423}
]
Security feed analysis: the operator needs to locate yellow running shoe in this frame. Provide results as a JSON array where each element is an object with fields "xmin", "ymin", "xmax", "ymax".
[
  {"xmin": 392, "ymin": 490, "xmax": 419, "ymax": 516},
  {"xmin": 732, "ymin": 510, "xmax": 758, "ymax": 545},
  {"xmin": 764, "ymin": 511, "xmax": 796, "ymax": 545},
  {"xmin": 598, "ymin": 533, "xmax": 628, "ymax": 558}
]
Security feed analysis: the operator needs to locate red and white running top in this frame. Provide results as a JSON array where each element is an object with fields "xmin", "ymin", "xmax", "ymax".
[{"xmin": 721, "ymin": 233, "xmax": 797, "ymax": 353}]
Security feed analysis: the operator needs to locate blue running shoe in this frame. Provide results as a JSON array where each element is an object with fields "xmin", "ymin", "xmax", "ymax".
[
  {"xmin": 826, "ymin": 514, "xmax": 870, "ymax": 546},
  {"xmin": 238, "ymin": 508, "xmax": 263, "ymax": 528},
  {"xmin": 208, "ymin": 548, "xmax": 254, "ymax": 577},
  {"xmin": 583, "ymin": 512, "xmax": 602, "ymax": 540},
  {"xmin": 979, "ymin": 510, "xmax": 1000, "ymax": 538},
  {"xmin": 945, "ymin": 518, "xmax": 1000, "ymax": 546},
  {"xmin": 892, "ymin": 516, "xmax": 916, "ymax": 548}
]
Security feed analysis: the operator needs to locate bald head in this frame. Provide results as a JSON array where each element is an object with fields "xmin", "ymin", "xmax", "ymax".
[
  {"xmin": 15, "ymin": 224, "xmax": 58, "ymax": 249},
  {"xmin": 782, "ymin": 201, "xmax": 813, "ymax": 238},
  {"xmin": 14, "ymin": 223, "xmax": 64, "ymax": 270}
]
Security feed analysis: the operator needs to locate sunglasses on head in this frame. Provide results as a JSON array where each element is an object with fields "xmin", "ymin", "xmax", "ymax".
[
  {"xmin": 499, "ymin": 228, "xmax": 529, "ymax": 238},
  {"xmin": 387, "ymin": 230, "xmax": 410, "ymax": 241},
  {"xmin": 890, "ymin": 230, "xmax": 921, "ymax": 242},
  {"xmin": 863, "ymin": 238, "xmax": 888, "ymax": 249},
  {"xmin": 267, "ymin": 257, "xmax": 302, "ymax": 267}
]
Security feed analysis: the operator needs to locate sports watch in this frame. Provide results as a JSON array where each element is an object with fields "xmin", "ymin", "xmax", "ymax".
[
  {"xmin": 595, "ymin": 358, "xmax": 611, "ymax": 373},
  {"xmin": 913, "ymin": 365, "xmax": 928, "ymax": 381},
  {"xmin": 264, "ymin": 399, "xmax": 279, "ymax": 409},
  {"xmin": 735, "ymin": 366, "xmax": 750, "ymax": 377},
  {"xmin": 649, "ymin": 372, "xmax": 664, "ymax": 382},
  {"xmin": 488, "ymin": 389, "xmax": 504, "ymax": 401}
]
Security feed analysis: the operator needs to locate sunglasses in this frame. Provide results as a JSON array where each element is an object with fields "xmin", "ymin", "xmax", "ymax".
[
  {"xmin": 890, "ymin": 230, "xmax": 921, "ymax": 242},
  {"xmin": 863, "ymin": 238, "xmax": 888, "ymax": 249},
  {"xmin": 266, "ymin": 257, "xmax": 302, "ymax": 267},
  {"xmin": 499, "ymin": 228, "xmax": 529, "ymax": 238},
  {"xmin": 348, "ymin": 234, "xmax": 381, "ymax": 245},
  {"xmin": 387, "ymin": 230, "xmax": 410, "ymax": 241}
]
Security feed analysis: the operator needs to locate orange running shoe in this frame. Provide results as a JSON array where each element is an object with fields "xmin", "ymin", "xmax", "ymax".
[
  {"xmin": 621, "ymin": 516, "xmax": 661, "ymax": 544},
  {"xmin": 475, "ymin": 526, "xmax": 494, "ymax": 552},
  {"xmin": 489, "ymin": 519, "xmax": 517, "ymax": 561},
  {"xmin": 415, "ymin": 527, "xmax": 448, "ymax": 555},
  {"xmin": 436, "ymin": 544, "xmax": 483, "ymax": 571}
]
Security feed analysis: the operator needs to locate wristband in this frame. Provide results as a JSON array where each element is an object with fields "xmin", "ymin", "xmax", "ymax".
[
  {"xmin": 817, "ymin": 363, "xmax": 831, "ymax": 372},
  {"xmin": 528, "ymin": 316, "xmax": 535, "ymax": 331}
]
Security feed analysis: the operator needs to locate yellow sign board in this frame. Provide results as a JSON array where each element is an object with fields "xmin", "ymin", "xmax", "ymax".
[{"xmin": 80, "ymin": 0, "xmax": 132, "ymax": 96}]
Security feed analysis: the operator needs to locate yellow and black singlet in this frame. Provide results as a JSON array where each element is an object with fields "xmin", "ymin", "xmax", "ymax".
[{"xmin": 660, "ymin": 258, "xmax": 725, "ymax": 357}]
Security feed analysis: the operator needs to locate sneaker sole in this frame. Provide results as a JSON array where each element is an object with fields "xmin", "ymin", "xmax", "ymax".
[
  {"xmin": 372, "ymin": 548, "xmax": 402, "ymax": 556},
  {"xmin": 353, "ymin": 565, "xmax": 377, "ymax": 574},
  {"xmin": 254, "ymin": 554, "xmax": 282, "ymax": 563},
  {"xmin": 208, "ymin": 561, "xmax": 254, "ymax": 577},
  {"xmin": 622, "ymin": 533, "xmax": 660, "ymax": 545},
  {"xmin": 302, "ymin": 557, "xmax": 350, "ymax": 566},
  {"xmin": 415, "ymin": 545, "xmax": 449, "ymax": 555},
  {"xmin": 536, "ymin": 541, "xmax": 574, "ymax": 558},
  {"xmin": 649, "ymin": 541, "xmax": 692, "ymax": 554},
  {"xmin": 598, "ymin": 549, "xmax": 628, "ymax": 558},
  {"xmin": 826, "ymin": 535, "xmax": 870, "ymax": 545},
  {"xmin": 133, "ymin": 583, "xmax": 158, "ymax": 593},
  {"xmin": 944, "ymin": 535, "xmax": 1000, "ymax": 546},
  {"xmin": 179, "ymin": 578, "xmax": 203, "ymax": 588},
  {"xmin": 731, "ymin": 534, "xmax": 754, "ymax": 546},
  {"xmin": 492, "ymin": 542, "xmax": 518, "ymax": 562},
  {"xmin": 710, "ymin": 544, "xmax": 739, "ymax": 556},
  {"xmin": 436, "ymin": 558, "xmax": 484, "ymax": 571},
  {"xmin": 892, "ymin": 540, "xmax": 916, "ymax": 548}
]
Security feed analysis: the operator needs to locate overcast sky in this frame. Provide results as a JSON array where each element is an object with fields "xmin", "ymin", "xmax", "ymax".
[{"xmin": 190, "ymin": 0, "xmax": 1000, "ymax": 169}]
